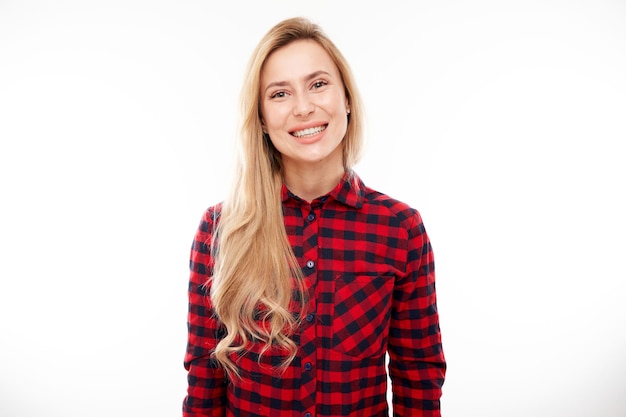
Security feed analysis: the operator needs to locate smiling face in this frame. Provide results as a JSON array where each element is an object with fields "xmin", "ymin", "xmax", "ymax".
[{"xmin": 260, "ymin": 39, "xmax": 350, "ymax": 173}]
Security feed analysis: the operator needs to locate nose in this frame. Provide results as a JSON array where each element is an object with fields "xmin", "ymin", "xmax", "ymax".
[{"xmin": 293, "ymin": 93, "xmax": 314, "ymax": 117}]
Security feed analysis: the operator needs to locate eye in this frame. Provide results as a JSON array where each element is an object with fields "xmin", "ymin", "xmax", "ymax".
[
  {"xmin": 270, "ymin": 90, "xmax": 287, "ymax": 99},
  {"xmin": 312, "ymin": 80, "xmax": 328, "ymax": 90}
]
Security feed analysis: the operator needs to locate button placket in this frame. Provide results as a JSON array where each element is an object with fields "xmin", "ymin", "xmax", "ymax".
[{"xmin": 298, "ymin": 203, "xmax": 320, "ymax": 415}]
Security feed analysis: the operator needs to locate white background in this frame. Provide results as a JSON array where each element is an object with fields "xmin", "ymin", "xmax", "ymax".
[{"xmin": 1, "ymin": 1, "xmax": 625, "ymax": 416}]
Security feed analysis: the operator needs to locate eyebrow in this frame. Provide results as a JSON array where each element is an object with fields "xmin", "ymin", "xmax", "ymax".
[{"xmin": 263, "ymin": 70, "xmax": 332, "ymax": 94}]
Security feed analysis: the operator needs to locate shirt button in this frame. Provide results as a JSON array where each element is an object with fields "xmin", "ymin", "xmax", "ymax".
[
  {"xmin": 304, "ymin": 362, "xmax": 312, "ymax": 371},
  {"xmin": 306, "ymin": 260, "xmax": 315, "ymax": 269},
  {"xmin": 305, "ymin": 314, "xmax": 314, "ymax": 323},
  {"xmin": 307, "ymin": 213, "xmax": 316, "ymax": 222},
  {"xmin": 304, "ymin": 413, "xmax": 312, "ymax": 417}
]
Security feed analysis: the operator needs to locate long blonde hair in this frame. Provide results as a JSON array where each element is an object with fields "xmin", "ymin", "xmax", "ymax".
[{"xmin": 209, "ymin": 17, "xmax": 364, "ymax": 377}]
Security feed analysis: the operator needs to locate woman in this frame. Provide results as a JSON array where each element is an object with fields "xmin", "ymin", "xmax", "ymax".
[{"xmin": 183, "ymin": 17, "xmax": 446, "ymax": 417}]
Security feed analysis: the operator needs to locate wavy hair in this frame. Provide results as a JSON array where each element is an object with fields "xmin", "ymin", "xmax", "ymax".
[{"xmin": 209, "ymin": 17, "xmax": 364, "ymax": 378}]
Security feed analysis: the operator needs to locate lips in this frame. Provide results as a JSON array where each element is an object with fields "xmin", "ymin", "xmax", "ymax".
[{"xmin": 290, "ymin": 124, "xmax": 328, "ymax": 138}]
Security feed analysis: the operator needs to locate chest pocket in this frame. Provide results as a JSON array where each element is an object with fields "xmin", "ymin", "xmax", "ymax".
[{"xmin": 332, "ymin": 274, "xmax": 395, "ymax": 358}]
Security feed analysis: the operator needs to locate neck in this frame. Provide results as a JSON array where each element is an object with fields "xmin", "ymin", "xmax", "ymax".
[{"xmin": 282, "ymin": 160, "xmax": 345, "ymax": 203}]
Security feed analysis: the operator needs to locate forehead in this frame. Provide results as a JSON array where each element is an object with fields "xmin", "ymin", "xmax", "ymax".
[{"xmin": 261, "ymin": 39, "xmax": 340, "ymax": 83}]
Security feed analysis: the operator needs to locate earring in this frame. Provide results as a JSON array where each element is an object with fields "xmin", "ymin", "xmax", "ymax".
[{"xmin": 347, "ymin": 110, "xmax": 351, "ymax": 124}]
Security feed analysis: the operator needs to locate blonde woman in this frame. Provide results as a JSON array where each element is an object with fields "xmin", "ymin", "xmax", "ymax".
[{"xmin": 183, "ymin": 17, "xmax": 446, "ymax": 417}]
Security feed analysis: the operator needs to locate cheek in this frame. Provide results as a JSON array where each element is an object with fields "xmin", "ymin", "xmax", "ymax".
[
  {"xmin": 262, "ymin": 106, "xmax": 288, "ymax": 131},
  {"xmin": 327, "ymin": 95, "xmax": 349, "ymax": 117}
]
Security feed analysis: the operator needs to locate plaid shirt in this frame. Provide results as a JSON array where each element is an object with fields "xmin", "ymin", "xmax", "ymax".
[{"xmin": 183, "ymin": 172, "xmax": 446, "ymax": 417}]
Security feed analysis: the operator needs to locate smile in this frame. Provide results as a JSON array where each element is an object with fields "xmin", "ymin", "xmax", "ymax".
[{"xmin": 290, "ymin": 124, "xmax": 327, "ymax": 138}]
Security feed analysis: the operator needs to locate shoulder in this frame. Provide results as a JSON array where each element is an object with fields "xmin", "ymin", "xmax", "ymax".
[
  {"xmin": 360, "ymin": 188, "xmax": 432, "ymax": 253},
  {"xmin": 198, "ymin": 202, "xmax": 223, "ymax": 230},
  {"xmin": 191, "ymin": 203, "xmax": 223, "ymax": 251},
  {"xmin": 361, "ymin": 186, "xmax": 424, "ymax": 227}
]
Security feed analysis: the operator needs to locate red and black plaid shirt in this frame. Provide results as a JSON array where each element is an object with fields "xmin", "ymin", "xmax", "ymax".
[{"xmin": 183, "ymin": 172, "xmax": 446, "ymax": 416}]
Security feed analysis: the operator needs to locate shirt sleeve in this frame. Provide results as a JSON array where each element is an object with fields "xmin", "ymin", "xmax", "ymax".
[
  {"xmin": 388, "ymin": 209, "xmax": 446, "ymax": 417},
  {"xmin": 182, "ymin": 207, "xmax": 227, "ymax": 417}
]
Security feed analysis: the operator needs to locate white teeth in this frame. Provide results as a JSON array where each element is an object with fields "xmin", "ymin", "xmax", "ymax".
[{"xmin": 292, "ymin": 125, "xmax": 326, "ymax": 138}]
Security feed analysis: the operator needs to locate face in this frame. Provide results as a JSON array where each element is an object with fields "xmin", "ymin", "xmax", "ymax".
[{"xmin": 260, "ymin": 39, "xmax": 350, "ymax": 171}]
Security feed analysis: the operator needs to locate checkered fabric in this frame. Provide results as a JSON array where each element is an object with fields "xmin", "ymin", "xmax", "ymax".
[{"xmin": 183, "ymin": 172, "xmax": 446, "ymax": 416}]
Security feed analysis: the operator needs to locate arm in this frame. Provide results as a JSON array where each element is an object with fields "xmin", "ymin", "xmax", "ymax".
[
  {"xmin": 183, "ymin": 207, "xmax": 227, "ymax": 417},
  {"xmin": 388, "ymin": 209, "xmax": 446, "ymax": 416}
]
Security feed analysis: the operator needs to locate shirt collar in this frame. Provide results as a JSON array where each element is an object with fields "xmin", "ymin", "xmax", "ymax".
[{"xmin": 281, "ymin": 170, "xmax": 365, "ymax": 209}]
